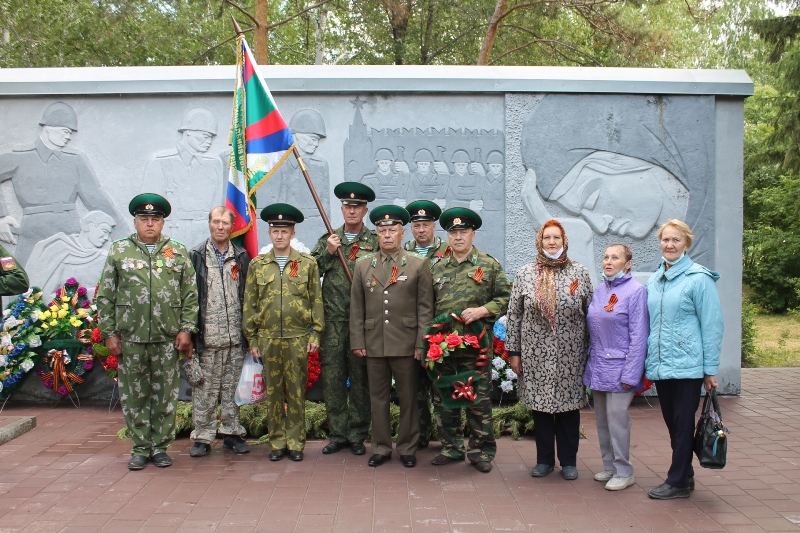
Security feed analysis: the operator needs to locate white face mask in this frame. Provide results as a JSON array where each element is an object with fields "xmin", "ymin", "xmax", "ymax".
[
  {"xmin": 543, "ymin": 246, "xmax": 564, "ymax": 260},
  {"xmin": 663, "ymin": 252, "xmax": 685, "ymax": 266}
]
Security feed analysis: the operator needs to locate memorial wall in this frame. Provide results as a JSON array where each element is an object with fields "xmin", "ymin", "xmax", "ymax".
[{"xmin": 0, "ymin": 65, "xmax": 752, "ymax": 398}]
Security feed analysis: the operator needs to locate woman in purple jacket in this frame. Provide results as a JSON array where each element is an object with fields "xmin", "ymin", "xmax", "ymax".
[{"xmin": 584, "ymin": 244, "xmax": 649, "ymax": 491}]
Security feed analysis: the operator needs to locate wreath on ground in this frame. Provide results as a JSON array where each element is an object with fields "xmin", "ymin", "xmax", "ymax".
[
  {"xmin": 0, "ymin": 288, "xmax": 46, "ymax": 400},
  {"xmin": 422, "ymin": 310, "xmax": 491, "ymax": 409}
]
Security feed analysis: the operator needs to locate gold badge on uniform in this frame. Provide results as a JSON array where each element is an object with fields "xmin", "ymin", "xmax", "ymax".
[{"xmin": 1, "ymin": 256, "xmax": 16, "ymax": 271}]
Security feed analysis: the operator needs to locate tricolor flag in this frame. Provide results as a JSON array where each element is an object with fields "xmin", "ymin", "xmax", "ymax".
[{"xmin": 227, "ymin": 36, "xmax": 295, "ymax": 258}]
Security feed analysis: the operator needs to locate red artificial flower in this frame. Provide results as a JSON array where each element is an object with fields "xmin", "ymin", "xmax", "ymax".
[
  {"xmin": 91, "ymin": 327, "xmax": 103, "ymax": 343},
  {"xmin": 445, "ymin": 333, "xmax": 462, "ymax": 349},
  {"xmin": 428, "ymin": 333, "xmax": 445, "ymax": 345},
  {"xmin": 427, "ymin": 344, "xmax": 444, "ymax": 361},
  {"xmin": 106, "ymin": 355, "xmax": 119, "ymax": 369},
  {"xmin": 463, "ymin": 334, "xmax": 480, "ymax": 348}
]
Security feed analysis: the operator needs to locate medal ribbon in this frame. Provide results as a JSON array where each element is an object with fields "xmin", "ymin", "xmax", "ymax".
[
  {"xmin": 570, "ymin": 279, "xmax": 579, "ymax": 295},
  {"xmin": 388, "ymin": 265, "xmax": 398, "ymax": 284},
  {"xmin": 473, "ymin": 267, "xmax": 483, "ymax": 284},
  {"xmin": 231, "ymin": 264, "xmax": 239, "ymax": 281},
  {"xmin": 348, "ymin": 243, "xmax": 359, "ymax": 260},
  {"xmin": 604, "ymin": 293, "xmax": 619, "ymax": 312},
  {"xmin": 163, "ymin": 247, "xmax": 175, "ymax": 259},
  {"xmin": 289, "ymin": 260, "xmax": 299, "ymax": 277}
]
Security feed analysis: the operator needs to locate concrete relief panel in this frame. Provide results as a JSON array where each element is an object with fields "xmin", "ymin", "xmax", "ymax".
[
  {"xmin": 507, "ymin": 93, "xmax": 714, "ymax": 284},
  {"xmin": 0, "ymin": 102, "xmax": 130, "ymax": 271},
  {"xmin": 343, "ymin": 97, "xmax": 506, "ymax": 262},
  {"xmin": 143, "ymin": 107, "xmax": 226, "ymax": 247}
]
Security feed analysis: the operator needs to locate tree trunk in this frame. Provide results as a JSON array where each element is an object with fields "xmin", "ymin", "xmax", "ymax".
[
  {"xmin": 314, "ymin": 5, "xmax": 328, "ymax": 65},
  {"xmin": 477, "ymin": 0, "xmax": 507, "ymax": 65},
  {"xmin": 254, "ymin": 0, "xmax": 268, "ymax": 64},
  {"xmin": 420, "ymin": 0, "xmax": 435, "ymax": 64}
]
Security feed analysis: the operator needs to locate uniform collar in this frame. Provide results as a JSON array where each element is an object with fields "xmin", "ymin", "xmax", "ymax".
[
  {"xmin": 34, "ymin": 136, "xmax": 61, "ymax": 162},
  {"xmin": 177, "ymin": 141, "xmax": 201, "ymax": 166}
]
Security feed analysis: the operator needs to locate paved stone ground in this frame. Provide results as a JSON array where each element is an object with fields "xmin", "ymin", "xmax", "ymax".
[{"xmin": 0, "ymin": 368, "xmax": 799, "ymax": 532}]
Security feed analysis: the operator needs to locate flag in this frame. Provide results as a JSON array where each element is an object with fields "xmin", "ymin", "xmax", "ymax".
[{"xmin": 226, "ymin": 35, "xmax": 295, "ymax": 258}]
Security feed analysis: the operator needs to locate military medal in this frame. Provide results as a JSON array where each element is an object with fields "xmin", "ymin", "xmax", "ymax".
[{"xmin": 157, "ymin": 268, "xmax": 162, "ymax": 273}]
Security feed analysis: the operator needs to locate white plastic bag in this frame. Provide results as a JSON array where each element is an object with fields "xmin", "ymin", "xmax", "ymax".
[{"xmin": 234, "ymin": 353, "xmax": 266, "ymax": 406}]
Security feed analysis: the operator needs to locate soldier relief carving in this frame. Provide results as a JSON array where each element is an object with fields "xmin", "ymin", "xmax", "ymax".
[{"xmin": 343, "ymin": 97, "xmax": 506, "ymax": 262}]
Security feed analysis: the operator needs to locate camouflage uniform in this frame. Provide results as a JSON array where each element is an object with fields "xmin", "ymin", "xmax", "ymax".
[
  {"xmin": 96, "ymin": 235, "xmax": 199, "ymax": 458},
  {"xmin": 0, "ymin": 244, "xmax": 29, "ymax": 296},
  {"xmin": 311, "ymin": 225, "xmax": 378, "ymax": 445},
  {"xmin": 430, "ymin": 246, "xmax": 510, "ymax": 463},
  {"xmin": 243, "ymin": 248, "xmax": 323, "ymax": 451},
  {"xmin": 189, "ymin": 240, "xmax": 249, "ymax": 444},
  {"xmin": 402, "ymin": 236, "xmax": 450, "ymax": 446}
]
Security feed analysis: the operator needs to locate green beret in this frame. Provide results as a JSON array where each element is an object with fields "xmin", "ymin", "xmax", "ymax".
[
  {"xmin": 129, "ymin": 193, "xmax": 171, "ymax": 218},
  {"xmin": 261, "ymin": 203, "xmax": 304, "ymax": 226},
  {"xmin": 440, "ymin": 207, "xmax": 482, "ymax": 231},
  {"xmin": 406, "ymin": 200, "xmax": 442, "ymax": 222},
  {"xmin": 370, "ymin": 204, "xmax": 409, "ymax": 227},
  {"xmin": 334, "ymin": 182, "xmax": 376, "ymax": 205}
]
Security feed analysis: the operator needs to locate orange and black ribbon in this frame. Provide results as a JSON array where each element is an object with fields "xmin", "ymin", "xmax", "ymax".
[
  {"xmin": 348, "ymin": 243, "xmax": 359, "ymax": 260},
  {"xmin": 163, "ymin": 247, "xmax": 175, "ymax": 259},
  {"xmin": 40, "ymin": 350, "xmax": 85, "ymax": 394},
  {"xmin": 231, "ymin": 264, "xmax": 239, "ymax": 280},
  {"xmin": 570, "ymin": 279, "xmax": 579, "ymax": 295},
  {"xmin": 473, "ymin": 267, "xmax": 484, "ymax": 284},
  {"xmin": 388, "ymin": 265, "xmax": 398, "ymax": 284},
  {"xmin": 604, "ymin": 293, "xmax": 619, "ymax": 312},
  {"xmin": 289, "ymin": 260, "xmax": 299, "ymax": 277}
]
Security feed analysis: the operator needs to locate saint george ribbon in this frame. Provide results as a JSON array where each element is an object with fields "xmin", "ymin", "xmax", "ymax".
[{"xmin": 40, "ymin": 349, "xmax": 84, "ymax": 394}]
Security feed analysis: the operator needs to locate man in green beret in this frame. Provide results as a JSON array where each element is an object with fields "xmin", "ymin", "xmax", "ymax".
[
  {"xmin": 0, "ymin": 244, "xmax": 29, "ymax": 296},
  {"xmin": 350, "ymin": 205, "xmax": 433, "ymax": 467},
  {"xmin": 243, "ymin": 203, "xmax": 324, "ymax": 461},
  {"xmin": 429, "ymin": 207, "xmax": 510, "ymax": 473},
  {"xmin": 97, "ymin": 193, "xmax": 199, "ymax": 470},
  {"xmin": 311, "ymin": 182, "xmax": 378, "ymax": 456},
  {"xmin": 403, "ymin": 199, "xmax": 450, "ymax": 448}
]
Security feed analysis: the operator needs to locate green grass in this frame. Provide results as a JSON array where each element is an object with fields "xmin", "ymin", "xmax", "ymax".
[{"xmin": 752, "ymin": 314, "xmax": 800, "ymax": 367}]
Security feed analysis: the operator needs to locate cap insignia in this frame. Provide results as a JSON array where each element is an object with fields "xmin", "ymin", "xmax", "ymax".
[
  {"xmin": 384, "ymin": 214, "xmax": 390, "ymax": 219},
  {"xmin": 278, "ymin": 214, "xmax": 283, "ymax": 220},
  {"xmin": 418, "ymin": 209, "xmax": 425, "ymax": 215},
  {"xmin": 145, "ymin": 204, "xmax": 154, "ymax": 210},
  {"xmin": 453, "ymin": 217, "xmax": 462, "ymax": 225},
  {"xmin": 350, "ymin": 193, "xmax": 355, "ymax": 198}
]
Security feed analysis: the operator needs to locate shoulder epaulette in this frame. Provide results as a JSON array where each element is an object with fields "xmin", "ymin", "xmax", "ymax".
[
  {"xmin": 356, "ymin": 251, "xmax": 378, "ymax": 263},
  {"xmin": 169, "ymin": 238, "xmax": 186, "ymax": 247},
  {"xmin": 112, "ymin": 238, "xmax": 128, "ymax": 244},
  {"xmin": 484, "ymin": 252, "xmax": 501, "ymax": 266}
]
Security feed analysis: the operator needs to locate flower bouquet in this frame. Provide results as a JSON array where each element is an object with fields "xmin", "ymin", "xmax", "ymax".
[
  {"xmin": 306, "ymin": 351, "xmax": 321, "ymax": 391},
  {"xmin": 490, "ymin": 316, "xmax": 518, "ymax": 399},
  {"xmin": 422, "ymin": 310, "xmax": 491, "ymax": 409},
  {"xmin": 0, "ymin": 288, "xmax": 47, "ymax": 400}
]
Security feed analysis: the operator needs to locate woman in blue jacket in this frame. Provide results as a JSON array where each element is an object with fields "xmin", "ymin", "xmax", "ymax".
[{"xmin": 645, "ymin": 219, "xmax": 723, "ymax": 500}]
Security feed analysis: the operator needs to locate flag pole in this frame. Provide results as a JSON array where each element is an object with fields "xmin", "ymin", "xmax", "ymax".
[{"xmin": 293, "ymin": 147, "xmax": 353, "ymax": 283}]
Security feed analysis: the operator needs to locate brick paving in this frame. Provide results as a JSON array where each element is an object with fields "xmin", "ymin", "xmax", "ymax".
[{"xmin": 0, "ymin": 368, "xmax": 799, "ymax": 532}]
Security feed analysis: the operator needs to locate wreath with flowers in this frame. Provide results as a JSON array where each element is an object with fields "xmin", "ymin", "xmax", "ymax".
[
  {"xmin": 422, "ymin": 310, "xmax": 491, "ymax": 409},
  {"xmin": 490, "ymin": 316, "xmax": 519, "ymax": 398},
  {"xmin": 306, "ymin": 350, "xmax": 321, "ymax": 391},
  {"xmin": 0, "ymin": 288, "xmax": 47, "ymax": 400}
]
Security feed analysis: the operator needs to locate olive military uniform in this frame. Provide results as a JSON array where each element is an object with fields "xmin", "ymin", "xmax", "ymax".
[
  {"xmin": 243, "ymin": 247, "xmax": 324, "ymax": 452},
  {"xmin": 0, "ymin": 245, "xmax": 30, "ymax": 296},
  {"xmin": 311, "ymin": 224, "xmax": 378, "ymax": 446},
  {"xmin": 96, "ymin": 234, "xmax": 199, "ymax": 458},
  {"xmin": 431, "ymin": 246, "xmax": 510, "ymax": 463}
]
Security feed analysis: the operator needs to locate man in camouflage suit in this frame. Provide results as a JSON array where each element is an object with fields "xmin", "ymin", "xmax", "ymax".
[
  {"xmin": 188, "ymin": 206, "xmax": 251, "ymax": 458},
  {"xmin": 403, "ymin": 200, "xmax": 450, "ymax": 448},
  {"xmin": 243, "ymin": 203, "xmax": 324, "ymax": 462},
  {"xmin": 311, "ymin": 182, "xmax": 378, "ymax": 456},
  {"xmin": 429, "ymin": 207, "xmax": 510, "ymax": 473},
  {"xmin": 97, "ymin": 193, "xmax": 198, "ymax": 470},
  {"xmin": 0, "ymin": 244, "xmax": 29, "ymax": 296}
]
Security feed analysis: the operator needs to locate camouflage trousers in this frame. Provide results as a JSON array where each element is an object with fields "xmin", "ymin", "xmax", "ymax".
[
  {"xmin": 417, "ymin": 364, "xmax": 433, "ymax": 446},
  {"xmin": 259, "ymin": 335, "xmax": 308, "ymax": 451},
  {"xmin": 432, "ymin": 357, "xmax": 496, "ymax": 463},
  {"xmin": 190, "ymin": 344, "xmax": 246, "ymax": 444},
  {"xmin": 319, "ymin": 320, "xmax": 371, "ymax": 444},
  {"xmin": 118, "ymin": 340, "xmax": 180, "ymax": 457}
]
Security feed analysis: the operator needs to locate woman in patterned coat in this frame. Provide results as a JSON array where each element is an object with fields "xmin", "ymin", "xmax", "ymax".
[{"xmin": 508, "ymin": 220, "xmax": 593, "ymax": 481}]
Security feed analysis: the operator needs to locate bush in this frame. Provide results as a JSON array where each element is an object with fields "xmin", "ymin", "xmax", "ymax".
[{"xmin": 741, "ymin": 301, "xmax": 759, "ymax": 368}]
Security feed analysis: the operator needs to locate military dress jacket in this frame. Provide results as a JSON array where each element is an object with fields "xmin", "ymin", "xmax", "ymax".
[
  {"xmin": 350, "ymin": 250, "xmax": 434, "ymax": 357},
  {"xmin": 96, "ymin": 235, "xmax": 199, "ymax": 343},
  {"xmin": 0, "ymin": 244, "xmax": 29, "ymax": 296},
  {"xmin": 242, "ymin": 247, "xmax": 324, "ymax": 345},
  {"xmin": 311, "ymin": 225, "xmax": 378, "ymax": 322},
  {"xmin": 403, "ymin": 236, "xmax": 450, "ymax": 268},
  {"xmin": 431, "ymin": 246, "xmax": 511, "ymax": 328}
]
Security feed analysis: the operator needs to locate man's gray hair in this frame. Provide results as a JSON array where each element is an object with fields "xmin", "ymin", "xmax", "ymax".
[{"xmin": 209, "ymin": 206, "xmax": 235, "ymax": 224}]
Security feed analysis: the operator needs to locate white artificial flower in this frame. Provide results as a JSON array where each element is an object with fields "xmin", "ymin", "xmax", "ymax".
[
  {"xmin": 500, "ymin": 380, "xmax": 514, "ymax": 392},
  {"xmin": 0, "ymin": 381, "xmax": 3, "ymax": 392},
  {"xmin": 22, "ymin": 288, "xmax": 32, "ymax": 298},
  {"xmin": 497, "ymin": 315, "xmax": 507, "ymax": 326},
  {"xmin": 491, "ymin": 369, "xmax": 499, "ymax": 381},
  {"xmin": 492, "ymin": 357, "xmax": 506, "ymax": 370},
  {"xmin": 505, "ymin": 369, "xmax": 518, "ymax": 381},
  {"xmin": 0, "ymin": 354, "xmax": 7, "ymax": 367},
  {"xmin": 29, "ymin": 335, "xmax": 41, "ymax": 348},
  {"xmin": 0, "ymin": 334, "xmax": 11, "ymax": 348},
  {"xmin": 31, "ymin": 310, "xmax": 40, "ymax": 323},
  {"xmin": 20, "ymin": 359, "xmax": 34, "ymax": 372},
  {"xmin": 2, "ymin": 309, "xmax": 9, "ymax": 317},
  {"xmin": 3, "ymin": 317, "xmax": 16, "ymax": 330}
]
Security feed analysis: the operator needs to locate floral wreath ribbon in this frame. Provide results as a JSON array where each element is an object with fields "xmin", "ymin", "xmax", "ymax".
[{"xmin": 40, "ymin": 349, "xmax": 84, "ymax": 394}]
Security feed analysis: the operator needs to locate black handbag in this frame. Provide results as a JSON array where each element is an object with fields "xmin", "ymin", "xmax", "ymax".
[{"xmin": 694, "ymin": 387, "xmax": 728, "ymax": 469}]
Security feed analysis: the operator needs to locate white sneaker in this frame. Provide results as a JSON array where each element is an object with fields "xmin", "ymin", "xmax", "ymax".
[
  {"xmin": 594, "ymin": 470, "xmax": 614, "ymax": 482},
  {"xmin": 605, "ymin": 475, "xmax": 635, "ymax": 491}
]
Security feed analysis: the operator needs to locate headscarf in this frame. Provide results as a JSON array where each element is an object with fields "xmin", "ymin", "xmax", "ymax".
[{"xmin": 534, "ymin": 220, "xmax": 570, "ymax": 331}]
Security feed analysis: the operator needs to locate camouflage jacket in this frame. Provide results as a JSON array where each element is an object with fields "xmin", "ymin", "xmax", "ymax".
[
  {"xmin": 431, "ymin": 245, "xmax": 511, "ymax": 327},
  {"xmin": 311, "ymin": 224, "xmax": 379, "ymax": 322},
  {"xmin": 0, "ymin": 244, "xmax": 29, "ymax": 296},
  {"xmin": 96, "ymin": 234, "xmax": 199, "ymax": 343},
  {"xmin": 242, "ymin": 247, "xmax": 324, "ymax": 344},
  {"xmin": 403, "ymin": 236, "xmax": 450, "ymax": 268}
]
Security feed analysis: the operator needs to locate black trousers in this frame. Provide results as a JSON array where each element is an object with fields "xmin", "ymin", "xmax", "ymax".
[
  {"xmin": 654, "ymin": 378, "xmax": 703, "ymax": 488},
  {"xmin": 531, "ymin": 409, "xmax": 581, "ymax": 467}
]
